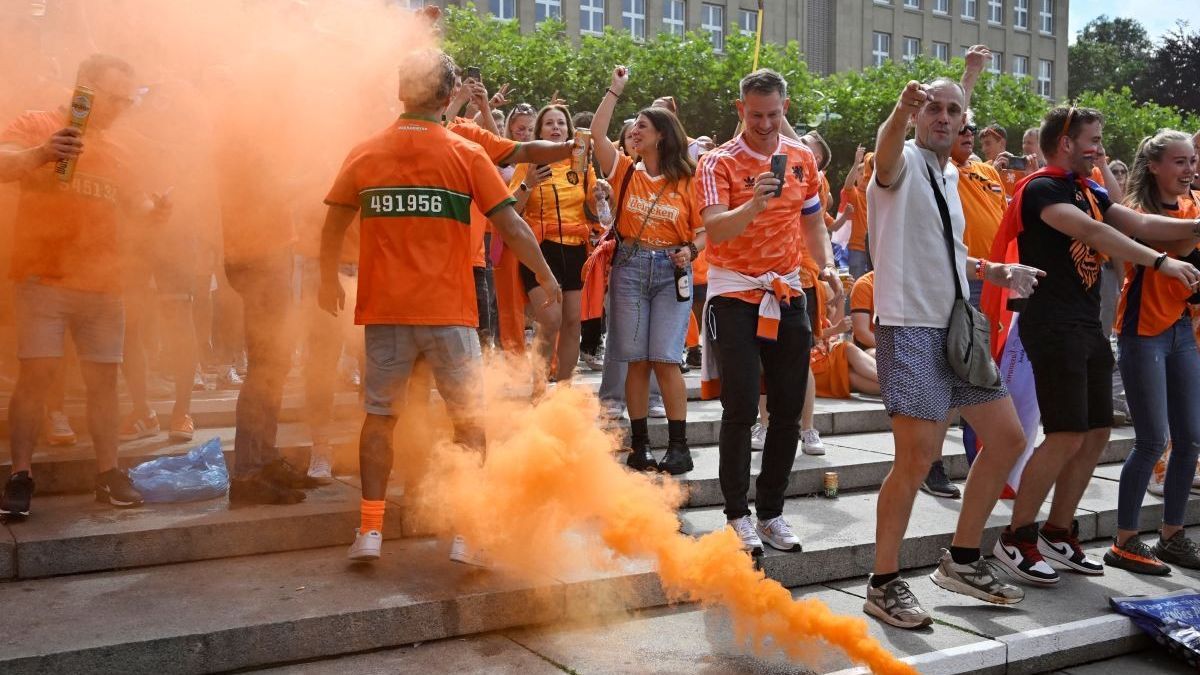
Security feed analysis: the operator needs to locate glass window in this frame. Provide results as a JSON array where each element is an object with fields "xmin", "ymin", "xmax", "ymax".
[
  {"xmin": 622, "ymin": 0, "xmax": 645, "ymax": 41},
  {"xmin": 903, "ymin": 37, "xmax": 921, "ymax": 63},
  {"xmin": 739, "ymin": 9, "xmax": 756, "ymax": 36},
  {"xmin": 933, "ymin": 0, "xmax": 949, "ymax": 13},
  {"xmin": 1013, "ymin": 0, "xmax": 1028, "ymax": 29},
  {"xmin": 489, "ymin": 0, "xmax": 516, "ymax": 20},
  {"xmin": 535, "ymin": 0, "xmax": 561, "ymax": 23},
  {"xmin": 872, "ymin": 32, "xmax": 892, "ymax": 67},
  {"xmin": 1013, "ymin": 54, "xmax": 1029, "ymax": 78},
  {"xmin": 988, "ymin": 0, "xmax": 1002, "ymax": 24},
  {"xmin": 989, "ymin": 51, "xmax": 1003, "ymax": 74},
  {"xmin": 962, "ymin": 0, "xmax": 977, "ymax": 20},
  {"xmin": 1038, "ymin": 59, "xmax": 1053, "ymax": 98},
  {"xmin": 1039, "ymin": 0, "xmax": 1054, "ymax": 33},
  {"xmin": 580, "ymin": 0, "xmax": 605, "ymax": 34},
  {"xmin": 933, "ymin": 41, "xmax": 950, "ymax": 63},
  {"xmin": 701, "ymin": 4, "xmax": 725, "ymax": 52},
  {"xmin": 904, "ymin": 0, "xmax": 920, "ymax": 8},
  {"xmin": 663, "ymin": 0, "xmax": 685, "ymax": 35}
]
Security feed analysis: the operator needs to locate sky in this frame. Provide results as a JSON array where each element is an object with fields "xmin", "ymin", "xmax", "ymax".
[{"xmin": 1067, "ymin": 1, "xmax": 1189, "ymax": 44}]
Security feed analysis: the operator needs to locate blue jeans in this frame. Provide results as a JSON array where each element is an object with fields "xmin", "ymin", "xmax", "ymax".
[
  {"xmin": 1116, "ymin": 317, "xmax": 1200, "ymax": 530},
  {"xmin": 849, "ymin": 248, "xmax": 872, "ymax": 280},
  {"xmin": 607, "ymin": 245, "xmax": 692, "ymax": 363}
]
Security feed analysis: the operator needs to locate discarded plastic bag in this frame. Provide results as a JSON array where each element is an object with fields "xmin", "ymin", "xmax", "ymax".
[
  {"xmin": 129, "ymin": 437, "xmax": 229, "ymax": 503},
  {"xmin": 1110, "ymin": 590, "xmax": 1200, "ymax": 669}
]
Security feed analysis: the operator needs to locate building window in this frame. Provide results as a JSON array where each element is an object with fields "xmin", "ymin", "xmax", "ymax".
[
  {"xmin": 1013, "ymin": 54, "xmax": 1029, "ymax": 78},
  {"xmin": 988, "ymin": 0, "xmax": 1002, "ymax": 24},
  {"xmin": 701, "ymin": 4, "xmax": 725, "ymax": 52},
  {"xmin": 580, "ymin": 0, "xmax": 605, "ymax": 34},
  {"xmin": 1013, "ymin": 0, "xmax": 1028, "ymax": 29},
  {"xmin": 739, "ymin": 9, "xmax": 756, "ymax": 36},
  {"xmin": 402, "ymin": 0, "xmax": 425, "ymax": 8},
  {"xmin": 1039, "ymin": 0, "xmax": 1054, "ymax": 33},
  {"xmin": 872, "ymin": 32, "xmax": 892, "ymax": 67},
  {"xmin": 489, "ymin": 0, "xmax": 515, "ymax": 20},
  {"xmin": 1038, "ymin": 59, "xmax": 1053, "ymax": 98},
  {"xmin": 904, "ymin": 0, "xmax": 920, "ymax": 8},
  {"xmin": 933, "ymin": 0, "xmax": 949, "ymax": 13},
  {"xmin": 622, "ymin": 0, "xmax": 646, "ymax": 40},
  {"xmin": 535, "ymin": 0, "xmax": 561, "ymax": 23},
  {"xmin": 903, "ymin": 37, "xmax": 920, "ymax": 62},
  {"xmin": 663, "ymin": 0, "xmax": 685, "ymax": 35},
  {"xmin": 962, "ymin": 0, "xmax": 977, "ymax": 20},
  {"xmin": 932, "ymin": 41, "xmax": 950, "ymax": 63},
  {"xmin": 989, "ymin": 51, "xmax": 1003, "ymax": 74}
]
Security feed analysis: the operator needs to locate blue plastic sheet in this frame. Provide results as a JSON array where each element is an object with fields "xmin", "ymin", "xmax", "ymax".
[
  {"xmin": 128, "ymin": 437, "xmax": 229, "ymax": 503},
  {"xmin": 1110, "ymin": 590, "xmax": 1200, "ymax": 669}
]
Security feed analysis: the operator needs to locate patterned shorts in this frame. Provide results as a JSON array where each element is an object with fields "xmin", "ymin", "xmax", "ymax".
[{"xmin": 875, "ymin": 325, "xmax": 1008, "ymax": 422}]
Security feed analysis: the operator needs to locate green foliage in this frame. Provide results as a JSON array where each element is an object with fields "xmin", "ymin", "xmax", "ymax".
[{"xmin": 1074, "ymin": 88, "xmax": 1199, "ymax": 165}]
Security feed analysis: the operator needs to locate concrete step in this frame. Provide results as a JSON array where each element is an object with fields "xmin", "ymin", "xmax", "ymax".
[{"xmin": 1, "ymin": 462, "xmax": 1196, "ymax": 673}]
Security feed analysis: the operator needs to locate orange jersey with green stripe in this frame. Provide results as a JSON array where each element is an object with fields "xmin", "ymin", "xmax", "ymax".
[
  {"xmin": 1115, "ymin": 193, "xmax": 1200, "ymax": 337},
  {"xmin": 325, "ymin": 115, "xmax": 515, "ymax": 327}
]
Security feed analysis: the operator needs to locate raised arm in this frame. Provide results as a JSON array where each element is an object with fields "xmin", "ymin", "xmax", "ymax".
[
  {"xmin": 960, "ymin": 45, "xmax": 989, "ymax": 104},
  {"xmin": 874, "ymin": 82, "xmax": 926, "ymax": 188},
  {"xmin": 591, "ymin": 66, "xmax": 627, "ymax": 179}
]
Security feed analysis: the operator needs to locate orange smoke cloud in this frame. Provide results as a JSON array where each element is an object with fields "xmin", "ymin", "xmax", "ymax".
[{"xmin": 413, "ymin": 372, "xmax": 915, "ymax": 675}]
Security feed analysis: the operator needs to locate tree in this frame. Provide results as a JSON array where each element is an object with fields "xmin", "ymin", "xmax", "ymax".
[
  {"xmin": 1074, "ymin": 88, "xmax": 1200, "ymax": 165},
  {"xmin": 1135, "ymin": 22, "xmax": 1200, "ymax": 116},
  {"xmin": 1067, "ymin": 16, "xmax": 1151, "ymax": 101}
]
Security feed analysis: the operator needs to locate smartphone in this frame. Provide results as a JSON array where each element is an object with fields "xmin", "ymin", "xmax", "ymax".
[
  {"xmin": 1007, "ymin": 156, "xmax": 1027, "ymax": 171},
  {"xmin": 770, "ymin": 154, "xmax": 788, "ymax": 198},
  {"xmin": 465, "ymin": 66, "xmax": 482, "ymax": 83}
]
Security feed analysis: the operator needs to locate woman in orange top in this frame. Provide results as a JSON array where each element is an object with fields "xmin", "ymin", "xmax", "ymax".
[
  {"xmin": 1109, "ymin": 129, "xmax": 1200, "ymax": 574},
  {"xmin": 509, "ymin": 104, "xmax": 597, "ymax": 385},
  {"xmin": 592, "ymin": 66, "xmax": 705, "ymax": 475}
]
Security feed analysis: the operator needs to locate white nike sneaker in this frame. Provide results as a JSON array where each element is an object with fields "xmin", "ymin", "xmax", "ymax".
[
  {"xmin": 750, "ymin": 423, "xmax": 767, "ymax": 451},
  {"xmin": 800, "ymin": 428, "xmax": 826, "ymax": 456},
  {"xmin": 756, "ymin": 515, "xmax": 802, "ymax": 552},
  {"xmin": 347, "ymin": 529, "xmax": 382, "ymax": 562},
  {"xmin": 728, "ymin": 515, "xmax": 763, "ymax": 555},
  {"xmin": 449, "ymin": 535, "xmax": 493, "ymax": 568}
]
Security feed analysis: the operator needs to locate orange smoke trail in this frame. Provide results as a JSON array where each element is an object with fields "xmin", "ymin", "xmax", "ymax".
[{"xmin": 415, "ymin": 379, "xmax": 916, "ymax": 675}]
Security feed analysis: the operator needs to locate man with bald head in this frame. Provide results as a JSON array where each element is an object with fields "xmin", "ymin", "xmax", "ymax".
[{"xmin": 863, "ymin": 78, "xmax": 1043, "ymax": 628}]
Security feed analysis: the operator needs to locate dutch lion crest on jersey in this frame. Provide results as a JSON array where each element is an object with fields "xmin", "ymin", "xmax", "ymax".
[{"xmin": 1070, "ymin": 239, "xmax": 1101, "ymax": 289}]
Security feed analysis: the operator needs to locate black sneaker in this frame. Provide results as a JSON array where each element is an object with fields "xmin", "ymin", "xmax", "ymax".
[
  {"xmin": 95, "ymin": 469, "xmax": 144, "ymax": 508},
  {"xmin": 685, "ymin": 347, "xmax": 702, "ymax": 368},
  {"xmin": 658, "ymin": 441, "xmax": 693, "ymax": 475},
  {"xmin": 1038, "ymin": 520, "xmax": 1104, "ymax": 575},
  {"xmin": 261, "ymin": 458, "xmax": 324, "ymax": 490},
  {"xmin": 1153, "ymin": 531, "xmax": 1200, "ymax": 570},
  {"xmin": 626, "ymin": 440, "xmax": 657, "ymax": 472},
  {"xmin": 229, "ymin": 475, "xmax": 306, "ymax": 505},
  {"xmin": 920, "ymin": 461, "xmax": 961, "ymax": 499},
  {"xmin": 992, "ymin": 524, "xmax": 1060, "ymax": 585},
  {"xmin": 0, "ymin": 471, "xmax": 35, "ymax": 519},
  {"xmin": 1103, "ymin": 536, "xmax": 1171, "ymax": 576}
]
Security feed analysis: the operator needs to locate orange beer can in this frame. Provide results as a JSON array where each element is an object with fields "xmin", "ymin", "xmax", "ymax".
[{"xmin": 55, "ymin": 84, "xmax": 94, "ymax": 183}]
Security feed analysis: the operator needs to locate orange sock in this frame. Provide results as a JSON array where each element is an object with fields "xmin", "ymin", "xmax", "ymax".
[{"xmin": 360, "ymin": 499, "xmax": 386, "ymax": 533}]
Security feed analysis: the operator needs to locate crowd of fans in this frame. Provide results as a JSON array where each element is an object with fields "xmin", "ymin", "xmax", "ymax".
[{"xmin": 2, "ymin": 19, "xmax": 1200, "ymax": 636}]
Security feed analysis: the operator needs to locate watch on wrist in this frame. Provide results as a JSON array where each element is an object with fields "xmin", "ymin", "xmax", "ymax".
[{"xmin": 518, "ymin": 182, "xmax": 529, "ymax": 193}]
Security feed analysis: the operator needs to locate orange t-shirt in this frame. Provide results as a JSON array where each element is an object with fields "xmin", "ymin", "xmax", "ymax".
[
  {"xmin": 842, "ymin": 185, "xmax": 869, "ymax": 251},
  {"xmin": 956, "ymin": 159, "xmax": 1007, "ymax": 259},
  {"xmin": 695, "ymin": 134, "xmax": 821, "ymax": 303},
  {"xmin": 449, "ymin": 118, "xmax": 520, "ymax": 268},
  {"xmin": 693, "ymin": 248, "xmax": 709, "ymax": 285},
  {"xmin": 607, "ymin": 152, "xmax": 701, "ymax": 247},
  {"xmin": 1115, "ymin": 193, "xmax": 1200, "ymax": 337},
  {"xmin": 1090, "ymin": 166, "xmax": 1106, "ymax": 188},
  {"xmin": 849, "ymin": 271, "xmax": 875, "ymax": 321},
  {"xmin": 508, "ymin": 159, "xmax": 595, "ymax": 245},
  {"xmin": 819, "ymin": 171, "xmax": 835, "ymax": 227},
  {"xmin": 324, "ymin": 115, "xmax": 515, "ymax": 327},
  {"xmin": 2, "ymin": 110, "xmax": 131, "ymax": 293}
]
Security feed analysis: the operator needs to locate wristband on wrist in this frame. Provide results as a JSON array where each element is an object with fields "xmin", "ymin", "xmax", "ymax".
[
  {"xmin": 1154, "ymin": 252, "xmax": 1169, "ymax": 270},
  {"xmin": 686, "ymin": 242, "xmax": 699, "ymax": 259},
  {"xmin": 975, "ymin": 258, "xmax": 988, "ymax": 281},
  {"xmin": 606, "ymin": 88, "xmax": 622, "ymax": 100}
]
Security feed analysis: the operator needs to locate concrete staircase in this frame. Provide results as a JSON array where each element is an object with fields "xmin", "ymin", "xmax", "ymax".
[{"xmin": 0, "ymin": 371, "xmax": 1196, "ymax": 674}]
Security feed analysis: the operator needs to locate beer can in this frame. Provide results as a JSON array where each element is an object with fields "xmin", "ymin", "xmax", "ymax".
[
  {"xmin": 571, "ymin": 128, "xmax": 592, "ymax": 176},
  {"xmin": 823, "ymin": 471, "xmax": 839, "ymax": 498},
  {"xmin": 55, "ymin": 84, "xmax": 94, "ymax": 183}
]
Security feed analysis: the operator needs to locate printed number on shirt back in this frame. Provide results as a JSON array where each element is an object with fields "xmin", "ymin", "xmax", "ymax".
[{"xmin": 360, "ymin": 187, "xmax": 471, "ymax": 224}]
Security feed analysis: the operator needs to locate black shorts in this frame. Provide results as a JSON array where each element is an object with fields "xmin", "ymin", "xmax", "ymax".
[
  {"xmin": 520, "ymin": 240, "xmax": 586, "ymax": 294},
  {"xmin": 1020, "ymin": 321, "xmax": 1114, "ymax": 433}
]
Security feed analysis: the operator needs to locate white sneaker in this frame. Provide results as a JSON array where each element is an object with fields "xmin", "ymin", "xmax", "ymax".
[
  {"xmin": 750, "ymin": 423, "xmax": 766, "ymax": 451},
  {"xmin": 347, "ymin": 529, "xmax": 382, "ymax": 562},
  {"xmin": 756, "ymin": 515, "xmax": 802, "ymax": 552},
  {"xmin": 728, "ymin": 515, "xmax": 763, "ymax": 555},
  {"xmin": 582, "ymin": 352, "xmax": 604, "ymax": 372},
  {"xmin": 1148, "ymin": 454, "xmax": 1166, "ymax": 496},
  {"xmin": 801, "ymin": 428, "xmax": 826, "ymax": 456},
  {"xmin": 648, "ymin": 403, "xmax": 667, "ymax": 418},
  {"xmin": 449, "ymin": 534, "xmax": 493, "ymax": 568},
  {"xmin": 45, "ymin": 411, "xmax": 77, "ymax": 446},
  {"xmin": 307, "ymin": 443, "xmax": 333, "ymax": 483}
]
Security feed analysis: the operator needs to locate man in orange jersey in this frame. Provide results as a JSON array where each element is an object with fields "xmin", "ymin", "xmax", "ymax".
[
  {"xmin": 318, "ymin": 50, "xmax": 560, "ymax": 566},
  {"xmin": 696, "ymin": 69, "xmax": 840, "ymax": 555},
  {"xmin": 0, "ymin": 54, "xmax": 161, "ymax": 519}
]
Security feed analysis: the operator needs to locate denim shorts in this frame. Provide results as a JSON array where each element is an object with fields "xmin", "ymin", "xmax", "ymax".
[
  {"xmin": 363, "ymin": 324, "xmax": 482, "ymax": 417},
  {"xmin": 15, "ymin": 279, "xmax": 125, "ymax": 363},
  {"xmin": 607, "ymin": 244, "xmax": 692, "ymax": 364}
]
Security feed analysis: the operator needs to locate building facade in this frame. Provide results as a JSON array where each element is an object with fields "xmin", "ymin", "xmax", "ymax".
[{"xmin": 404, "ymin": 0, "xmax": 1068, "ymax": 100}]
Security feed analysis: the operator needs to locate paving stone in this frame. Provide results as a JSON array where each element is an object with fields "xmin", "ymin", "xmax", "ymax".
[
  {"xmin": 0, "ymin": 524, "xmax": 14, "ymax": 580},
  {"xmin": 507, "ymin": 584, "xmax": 1003, "ymax": 675},
  {"xmin": 0, "ymin": 539, "xmax": 566, "ymax": 675},
  {"xmin": 5, "ymin": 481, "xmax": 402, "ymax": 578},
  {"xmin": 251, "ymin": 634, "xmax": 561, "ymax": 675},
  {"xmin": 1058, "ymin": 649, "xmax": 1197, "ymax": 674}
]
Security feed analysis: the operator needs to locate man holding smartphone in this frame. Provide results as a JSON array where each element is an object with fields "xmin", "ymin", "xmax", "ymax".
[{"xmin": 696, "ymin": 68, "xmax": 839, "ymax": 555}]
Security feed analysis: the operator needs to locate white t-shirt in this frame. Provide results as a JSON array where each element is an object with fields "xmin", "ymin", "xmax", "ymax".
[{"xmin": 866, "ymin": 139, "xmax": 969, "ymax": 328}]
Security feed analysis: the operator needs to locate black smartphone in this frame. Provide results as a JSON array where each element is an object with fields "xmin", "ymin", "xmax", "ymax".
[
  {"xmin": 465, "ymin": 66, "xmax": 482, "ymax": 83},
  {"xmin": 1008, "ymin": 156, "xmax": 1027, "ymax": 171},
  {"xmin": 770, "ymin": 154, "xmax": 787, "ymax": 198}
]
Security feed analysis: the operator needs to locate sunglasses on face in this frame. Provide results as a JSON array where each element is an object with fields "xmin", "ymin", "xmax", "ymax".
[{"xmin": 959, "ymin": 125, "xmax": 977, "ymax": 136}]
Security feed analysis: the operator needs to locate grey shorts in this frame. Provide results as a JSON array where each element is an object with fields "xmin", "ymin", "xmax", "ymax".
[
  {"xmin": 15, "ymin": 279, "xmax": 124, "ymax": 363},
  {"xmin": 875, "ymin": 325, "xmax": 1008, "ymax": 422},
  {"xmin": 363, "ymin": 324, "xmax": 482, "ymax": 417}
]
